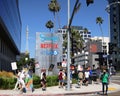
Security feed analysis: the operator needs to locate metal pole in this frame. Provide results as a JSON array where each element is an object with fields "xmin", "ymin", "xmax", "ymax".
[
  {"xmin": 67, "ymin": 0, "xmax": 70, "ymax": 91},
  {"xmin": 67, "ymin": 0, "xmax": 80, "ymax": 90}
]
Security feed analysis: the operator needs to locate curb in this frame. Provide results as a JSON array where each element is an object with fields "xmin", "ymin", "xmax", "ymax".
[{"xmin": 64, "ymin": 91, "xmax": 102, "ymax": 95}]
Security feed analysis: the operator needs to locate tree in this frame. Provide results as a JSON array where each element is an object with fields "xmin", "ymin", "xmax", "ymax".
[
  {"xmin": 48, "ymin": 0, "xmax": 61, "ymax": 30},
  {"xmin": 71, "ymin": 29, "xmax": 84, "ymax": 56},
  {"xmin": 62, "ymin": 28, "xmax": 84, "ymax": 57},
  {"xmin": 16, "ymin": 53, "xmax": 35, "ymax": 72},
  {"xmin": 96, "ymin": 17, "xmax": 104, "ymax": 44},
  {"xmin": 45, "ymin": 20, "xmax": 54, "ymax": 32},
  {"xmin": 86, "ymin": 0, "xmax": 94, "ymax": 6}
]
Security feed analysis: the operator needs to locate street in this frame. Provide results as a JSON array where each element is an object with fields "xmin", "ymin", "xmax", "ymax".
[{"xmin": 108, "ymin": 74, "xmax": 120, "ymax": 96}]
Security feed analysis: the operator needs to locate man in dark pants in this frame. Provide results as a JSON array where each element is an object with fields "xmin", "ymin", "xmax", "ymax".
[{"xmin": 101, "ymin": 69, "xmax": 109, "ymax": 95}]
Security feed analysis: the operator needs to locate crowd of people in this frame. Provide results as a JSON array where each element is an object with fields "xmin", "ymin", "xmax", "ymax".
[
  {"xmin": 14, "ymin": 66, "xmax": 110, "ymax": 95},
  {"xmin": 58, "ymin": 66, "xmax": 110, "ymax": 95},
  {"xmin": 13, "ymin": 68, "xmax": 34, "ymax": 93}
]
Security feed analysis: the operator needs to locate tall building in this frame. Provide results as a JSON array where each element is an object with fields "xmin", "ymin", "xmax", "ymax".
[
  {"xmin": 58, "ymin": 26, "xmax": 91, "ymax": 42},
  {"xmin": 91, "ymin": 36, "xmax": 109, "ymax": 54},
  {"xmin": 0, "ymin": 0, "xmax": 21, "ymax": 71},
  {"xmin": 107, "ymin": 0, "xmax": 120, "ymax": 70},
  {"xmin": 74, "ymin": 36, "xmax": 109, "ymax": 69}
]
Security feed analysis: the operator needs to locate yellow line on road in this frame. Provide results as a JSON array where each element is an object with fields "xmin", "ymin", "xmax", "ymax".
[{"xmin": 108, "ymin": 87, "xmax": 116, "ymax": 91}]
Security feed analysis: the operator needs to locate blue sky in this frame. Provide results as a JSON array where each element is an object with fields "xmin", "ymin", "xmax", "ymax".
[{"xmin": 19, "ymin": 0, "xmax": 109, "ymax": 58}]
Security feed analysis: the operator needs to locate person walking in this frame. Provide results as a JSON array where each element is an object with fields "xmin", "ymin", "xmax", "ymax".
[
  {"xmin": 101, "ymin": 69, "xmax": 109, "ymax": 95},
  {"xmin": 58, "ymin": 69, "xmax": 64, "ymax": 88},
  {"xmin": 19, "ymin": 69, "xmax": 26, "ymax": 93},
  {"xmin": 40, "ymin": 71, "xmax": 46, "ymax": 91},
  {"xmin": 13, "ymin": 69, "xmax": 21, "ymax": 90}
]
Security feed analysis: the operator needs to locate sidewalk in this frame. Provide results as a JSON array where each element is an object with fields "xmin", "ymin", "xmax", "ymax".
[{"xmin": 0, "ymin": 82, "xmax": 120, "ymax": 96}]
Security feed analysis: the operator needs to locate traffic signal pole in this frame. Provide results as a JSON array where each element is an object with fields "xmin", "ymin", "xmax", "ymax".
[{"xmin": 67, "ymin": 0, "xmax": 93, "ymax": 91}]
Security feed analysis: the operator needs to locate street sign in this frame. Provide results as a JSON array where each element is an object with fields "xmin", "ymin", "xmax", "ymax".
[
  {"xmin": 11, "ymin": 62, "xmax": 17, "ymax": 70},
  {"xmin": 62, "ymin": 61, "xmax": 67, "ymax": 67}
]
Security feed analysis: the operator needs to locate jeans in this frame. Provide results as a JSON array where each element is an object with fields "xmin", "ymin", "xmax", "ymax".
[{"xmin": 102, "ymin": 82, "xmax": 108, "ymax": 94}]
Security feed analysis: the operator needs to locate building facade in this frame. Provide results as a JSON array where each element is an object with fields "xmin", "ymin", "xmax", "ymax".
[
  {"xmin": 74, "ymin": 36, "xmax": 109, "ymax": 69},
  {"xmin": 57, "ymin": 26, "xmax": 91, "ymax": 60},
  {"xmin": 58, "ymin": 26, "xmax": 91, "ymax": 42},
  {"xmin": 107, "ymin": 0, "xmax": 120, "ymax": 70},
  {"xmin": 0, "ymin": 0, "xmax": 21, "ymax": 71}
]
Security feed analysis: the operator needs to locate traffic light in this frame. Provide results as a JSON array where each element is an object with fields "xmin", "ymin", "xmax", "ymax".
[
  {"xmin": 109, "ymin": 43, "xmax": 113, "ymax": 54},
  {"xmin": 71, "ymin": 38, "xmax": 77, "ymax": 64},
  {"xmin": 86, "ymin": 0, "xmax": 94, "ymax": 6}
]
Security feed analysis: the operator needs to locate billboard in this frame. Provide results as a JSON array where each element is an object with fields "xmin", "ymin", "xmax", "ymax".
[{"xmin": 35, "ymin": 32, "xmax": 63, "ymax": 75}]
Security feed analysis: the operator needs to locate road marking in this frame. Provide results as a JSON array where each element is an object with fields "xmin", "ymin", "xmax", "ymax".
[{"xmin": 108, "ymin": 87, "xmax": 116, "ymax": 91}]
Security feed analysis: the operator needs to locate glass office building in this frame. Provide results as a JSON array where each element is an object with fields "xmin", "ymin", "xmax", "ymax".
[
  {"xmin": 107, "ymin": 0, "xmax": 120, "ymax": 70},
  {"xmin": 0, "ymin": 0, "xmax": 21, "ymax": 71}
]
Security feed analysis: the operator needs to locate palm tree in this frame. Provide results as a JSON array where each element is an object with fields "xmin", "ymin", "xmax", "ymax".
[
  {"xmin": 48, "ymin": 0, "xmax": 61, "ymax": 30},
  {"xmin": 45, "ymin": 20, "xmax": 54, "ymax": 32},
  {"xmin": 71, "ymin": 29, "xmax": 84, "ymax": 54},
  {"xmin": 62, "ymin": 28, "xmax": 84, "ymax": 57},
  {"xmin": 96, "ymin": 17, "xmax": 104, "ymax": 43}
]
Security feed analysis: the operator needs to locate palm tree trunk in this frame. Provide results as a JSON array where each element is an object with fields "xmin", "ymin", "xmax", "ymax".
[
  {"xmin": 99, "ymin": 24, "xmax": 104, "ymax": 53},
  {"xmin": 56, "ymin": 12, "xmax": 61, "ymax": 29},
  {"xmin": 53, "ymin": 12, "xmax": 56, "ymax": 32}
]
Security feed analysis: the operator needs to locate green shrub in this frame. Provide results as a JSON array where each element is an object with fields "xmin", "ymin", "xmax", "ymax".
[
  {"xmin": 0, "ymin": 77, "xmax": 16, "ymax": 89},
  {"xmin": 33, "ymin": 74, "xmax": 41, "ymax": 88},
  {"xmin": 46, "ymin": 75, "xmax": 58, "ymax": 87}
]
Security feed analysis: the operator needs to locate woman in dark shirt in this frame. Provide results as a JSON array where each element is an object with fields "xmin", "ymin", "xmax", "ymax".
[{"xmin": 41, "ymin": 72, "xmax": 46, "ymax": 91}]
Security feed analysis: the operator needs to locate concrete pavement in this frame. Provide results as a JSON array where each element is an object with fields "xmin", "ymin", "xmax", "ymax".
[{"xmin": 0, "ymin": 82, "xmax": 120, "ymax": 96}]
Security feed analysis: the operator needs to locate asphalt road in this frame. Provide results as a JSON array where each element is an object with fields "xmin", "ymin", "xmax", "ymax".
[
  {"xmin": 64, "ymin": 73, "xmax": 120, "ymax": 96},
  {"xmin": 108, "ymin": 76, "xmax": 120, "ymax": 96}
]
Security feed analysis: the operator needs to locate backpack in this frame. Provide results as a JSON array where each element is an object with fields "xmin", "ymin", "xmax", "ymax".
[
  {"xmin": 58, "ymin": 72, "xmax": 63, "ymax": 80},
  {"xmin": 78, "ymin": 71, "xmax": 83, "ymax": 79}
]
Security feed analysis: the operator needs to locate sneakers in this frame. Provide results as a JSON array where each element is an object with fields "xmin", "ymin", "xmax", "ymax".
[
  {"xmin": 32, "ymin": 88, "xmax": 35, "ymax": 92},
  {"xmin": 42, "ymin": 88, "xmax": 46, "ymax": 91}
]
